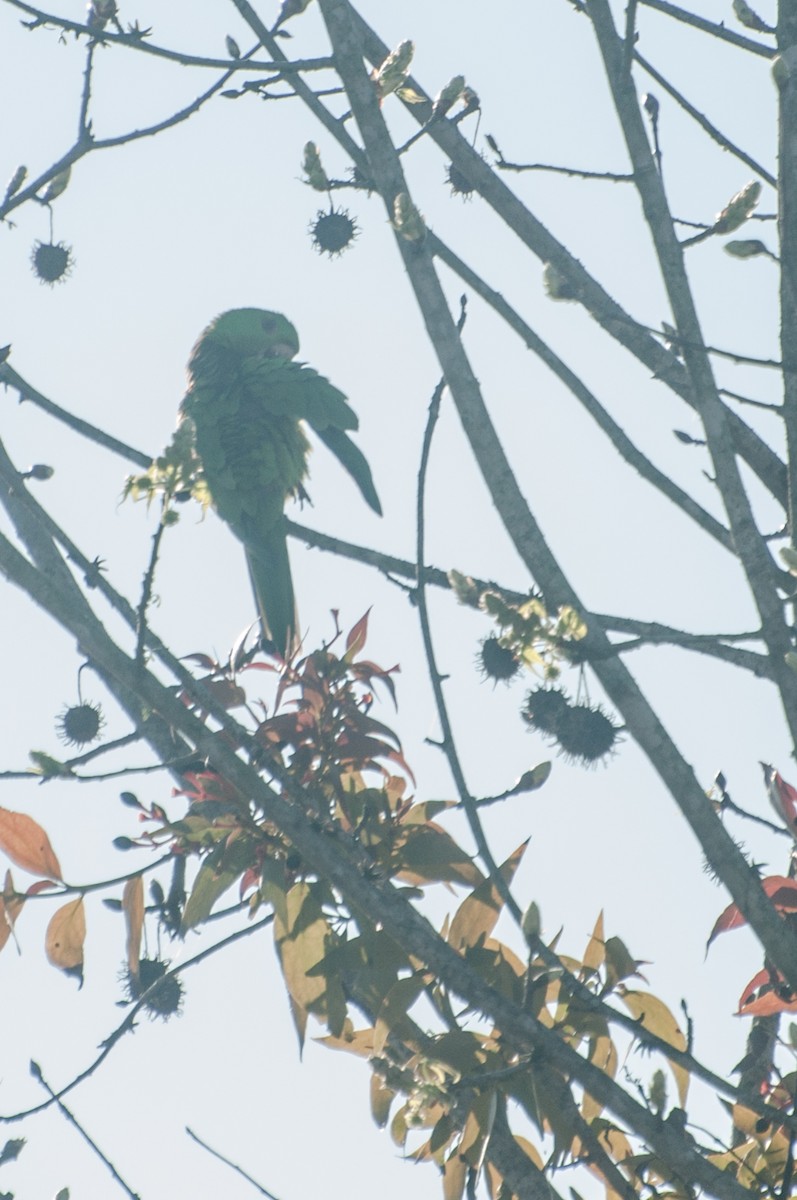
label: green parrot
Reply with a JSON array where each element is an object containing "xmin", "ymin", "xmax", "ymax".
[{"xmin": 181, "ymin": 308, "xmax": 381, "ymax": 659}]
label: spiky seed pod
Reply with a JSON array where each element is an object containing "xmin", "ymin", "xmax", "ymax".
[
  {"xmin": 522, "ymin": 687, "xmax": 570, "ymax": 737},
  {"xmin": 310, "ymin": 207, "xmax": 358, "ymax": 257},
  {"xmin": 123, "ymin": 957, "xmax": 183, "ymax": 1020},
  {"xmin": 31, "ymin": 240, "xmax": 74, "ymax": 286},
  {"xmin": 446, "ymin": 163, "xmax": 475, "ymax": 199},
  {"xmin": 477, "ymin": 635, "xmax": 520, "ymax": 684},
  {"xmin": 56, "ymin": 701, "xmax": 104, "ymax": 747},
  {"xmin": 554, "ymin": 702, "xmax": 619, "ymax": 766}
]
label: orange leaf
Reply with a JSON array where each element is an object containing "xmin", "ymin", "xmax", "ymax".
[
  {"xmin": 708, "ymin": 876, "xmax": 797, "ymax": 946},
  {"xmin": 738, "ymin": 967, "xmax": 797, "ymax": 1017},
  {"xmin": 45, "ymin": 897, "xmax": 85, "ymax": 984},
  {"xmin": 0, "ymin": 809, "xmax": 62, "ymax": 880},
  {"xmin": 122, "ymin": 876, "xmax": 144, "ymax": 976}
]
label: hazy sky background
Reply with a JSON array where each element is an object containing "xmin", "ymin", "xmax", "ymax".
[{"xmin": 0, "ymin": 1, "xmax": 786, "ymax": 1197}]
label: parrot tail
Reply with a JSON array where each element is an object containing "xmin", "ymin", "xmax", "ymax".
[{"xmin": 245, "ymin": 521, "xmax": 299, "ymax": 660}]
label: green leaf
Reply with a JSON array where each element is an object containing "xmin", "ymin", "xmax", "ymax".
[
  {"xmin": 373, "ymin": 973, "xmax": 427, "ymax": 1055},
  {"xmin": 395, "ymin": 824, "xmax": 483, "ymax": 888},
  {"xmin": 181, "ymin": 847, "xmax": 245, "ymax": 932}
]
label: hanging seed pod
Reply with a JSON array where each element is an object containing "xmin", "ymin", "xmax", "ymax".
[
  {"xmin": 522, "ymin": 687, "xmax": 570, "ymax": 737},
  {"xmin": 56, "ymin": 701, "xmax": 104, "ymax": 747},
  {"xmin": 554, "ymin": 702, "xmax": 619, "ymax": 766},
  {"xmin": 477, "ymin": 635, "xmax": 521, "ymax": 684},
  {"xmin": 31, "ymin": 240, "xmax": 74, "ymax": 286},
  {"xmin": 310, "ymin": 207, "xmax": 359, "ymax": 257}
]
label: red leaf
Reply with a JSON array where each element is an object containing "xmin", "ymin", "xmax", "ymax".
[
  {"xmin": 763, "ymin": 764, "xmax": 797, "ymax": 837},
  {"xmin": 350, "ymin": 660, "xmax": 400, "ymax": 707},
  {"xmin": 738, "ymin": 967, "xmax": 797, "ymax": 1017},
  {"xmin": 345, "ymin": 610, "xmax": 371, "ymax": 661},
  {"xmin": 708, "ymin": 876, "xmax": 797, "ymax": 946},
  {"xmin": 182, "ymin": 652, "xmax": 219, "ymax": 669},
  {"xmin": 175, "ymin": 771, "xmax": 240, "ymax": 805}
]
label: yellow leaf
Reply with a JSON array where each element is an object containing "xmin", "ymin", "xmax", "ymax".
[
  {"xmin": 370, "ymin": 1073, "xmax": 395, "ymax": 1128},
  {"xmin": 122, "ymin": 876, "xmax": 144, "ymax": 976},
  {"xmin": 582, "ymin": 1034, "xmax": 618, "ymax": 1121},
  {"xmin": 448, "ymin": 842, "xmax": 528, "ymax": 951},
  {"xmin": 459, "ymin": 1091, "xmax": 497, "ymax": 1170},
  {"xmin": 316, "ymin": 1022, "xmax": 375, "ymax": 1057},
  {"xmin": 442, "ymin": 1151, "xmax": 467, "ymax": 1200},
  {"xmin": 396, "ymin": 85, "xmax": 428, "ymax": 105},
  {"xmin": 274, "ymin": 882, "xmax": 346, "ymax": 1049},
  {"xmin": 619, "ymin": 988, "xmax": 689, "ymax": 1105},
  {"xmin": 582, "ymin": 911, "xmax": 605, "ymax": 974},
  {"xmin": 0, "ymin": 809, "xmax": 62, "ymax": 880},
  {"xmin": 45, "ymin": 897, "xmax": 85, "ymax": 982}
]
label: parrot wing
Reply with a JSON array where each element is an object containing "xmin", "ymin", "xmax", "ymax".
[
  {"xmin": 242, "ymin": 357, "xmax": 382, "ymax": 514},
  {"xmin": 312, "ymin": 425, "xmax": 382, "ymax": 515},
  {"xmin": 242, "ymin": 358, "xmax": 358, "ymax": 430}
]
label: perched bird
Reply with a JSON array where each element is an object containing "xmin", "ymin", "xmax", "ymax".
[{"xmin": 181, "ymin": 308, "xmax": 381, "ymax": 658}]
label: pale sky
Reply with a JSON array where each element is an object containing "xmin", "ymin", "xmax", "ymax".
[{"xmin": 0, "ymin": 1, "xmax": 785, "ymax": 1197}]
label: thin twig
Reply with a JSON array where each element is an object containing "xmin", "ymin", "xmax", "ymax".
[
  {"xmin": 331, "ymin": 0, "xmax": 797, "ymax": 1000},
  {"xmin": 4, "ymin": 0, "xmax": 331, "ymax": 72},
  {"xmin": 1, "ymin": 364, "xmax": 151, "ymax": 467},
  {"xmin": 414, "ymin": 300, "xmax": 522, "ymax": 925},
  {"xmin": 135, "ymin": 504, "xmax": 168, "ymax": 666},
  {"xmin": 638, "ymin": 0, "xmax": 775, "ymax": 57},
  {"xmin": 31, "ymin": 1062, "xmax": 141, "ymax": 1199},
  {"xmin": 345, "ymin": 5, "xmax": 787, "ymax": 507},
  {"xmin": 489, "ymin": 146, "xmax": 633, "ymax": 183},
  {"xmin": 186, "ymin": 1128, "xmax": 283, "ymax": 1200},
  {"xmin": 428, "ymin": 232, "xmax": 735, "ymax": 554},
  {"xmin": 2, "ymin": 915, "xmax": 274, "ymax": 1123},
  {"xmin": 634, "ymin": 49, "xmax": 776, "ymax": 188},
  {"xmin": 77, "ymin": 40, "xmax": 95, "ymax": 138},
  {"xmin": 623, "ymin": 0, "xmax": 638, "ymax": 71}
]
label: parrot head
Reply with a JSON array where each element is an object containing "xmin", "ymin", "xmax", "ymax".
[{"xmin": 203, "ymin": 309, "xmax": 300, "ymax": 361}]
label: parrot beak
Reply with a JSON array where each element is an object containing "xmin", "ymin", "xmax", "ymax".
[{"xmin": 265, "ymin": 341, "xmax": 298, "ymax": 361}]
